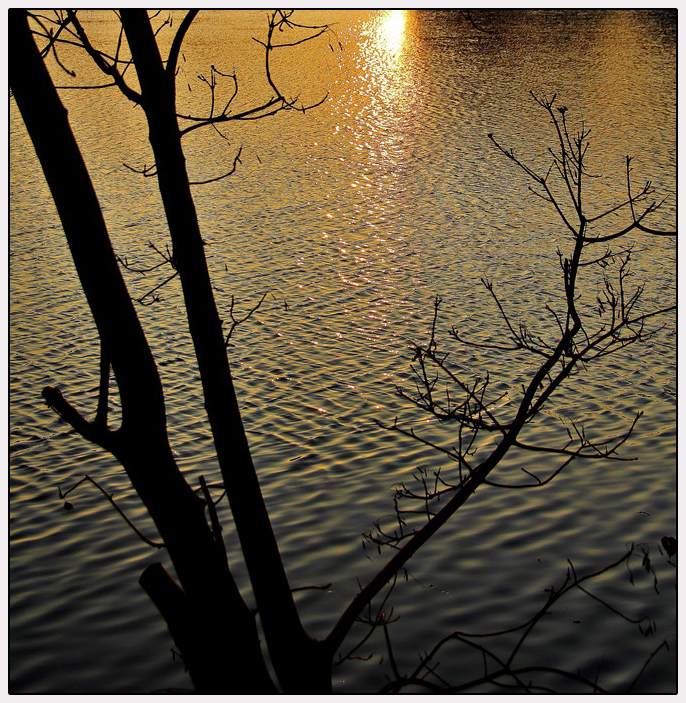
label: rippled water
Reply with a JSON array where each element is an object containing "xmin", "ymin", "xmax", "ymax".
[{"xmin": 10, "ymin": 10, "xmax": 676, "ymax": 693}]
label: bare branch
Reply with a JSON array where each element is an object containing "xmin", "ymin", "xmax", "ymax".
[
  {"xmin": 66, "ymin": 10, "xmax": 142, "ymax": 104},
  {"xmin": 327, "ymin": 96, "xmax": 675, "ymax": 657},
  {"xmin": 189, "ymin": 147, "xmax": 242, "ymax": 186},
  {"xmin": 224, "ymin": 290, "xmax": 268, "ymax": 346},
  {"xmin": 627, "ymin": 640, "xmax": 670, "ymax": 693},
  {"xmin": 59, "ymin": 474, "xmax": 164, "ymax": 548},
  {"xmin": 177, "ymin": 11, "xmax": 332, "ymax": 141},
  {"xmin": 291, "ymin": 582, "xmax": 333, "ymax": 593},
  {"xmin": 123, "ymin": 162, "xmax": 158, "ymax": 178}
]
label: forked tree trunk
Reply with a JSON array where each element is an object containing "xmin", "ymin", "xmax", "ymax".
[{"xmin": 9, "ymin": 10, "xmax": 275, "ymax": 693}]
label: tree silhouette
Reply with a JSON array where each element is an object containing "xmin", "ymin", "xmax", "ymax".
[{"xmin": 10, "ymin": 10, "xmax": 675, "ymax": 693}]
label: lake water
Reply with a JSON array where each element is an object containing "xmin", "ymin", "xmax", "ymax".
[{"xmin": 9, "ymin": 9, "xmax": 676, "ymax": 693}]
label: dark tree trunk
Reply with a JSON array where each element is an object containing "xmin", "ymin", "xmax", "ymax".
[
  {"xmin": 120, "ymin": 10, "xmax": 332, "ymax": 692},
  {"xmin": 9, "ymin": 10, "xmax": 275, "ymax": 693}
]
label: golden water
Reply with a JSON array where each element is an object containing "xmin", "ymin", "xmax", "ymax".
[{"xmin": 10, "ymin": 10, "xmax": 676, "ymax": 693}]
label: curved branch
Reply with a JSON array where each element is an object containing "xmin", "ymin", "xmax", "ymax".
[
  {"xmin": 55, "ymin": 82, "xmax": 117, "ymax": 90},
  {"xmin": 189, "ymin": 147, "xmax": 242, "ymax": 186},
  {"xmin": 167, "ymin": 10, "xmax": 198, "ymax": 78},
  {"xmin": 485, "ymin": 456, "xmax": 575, "ymax": 489},
  {"xmin": 635, "ymin": 221, "xmax": 676, "ymax": 236},
  {"xmin": 59, "ymin": 474, "xmax": 164, "ymax": 548}
]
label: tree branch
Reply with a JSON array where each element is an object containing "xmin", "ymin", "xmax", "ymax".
[
  {"xmin": 167, "ymin": 10, "xmax": 199, "ymax": 78},
  {"xmin": 59, "ymin": 474, "xmax": 164, "ymax": 548},
  {"xmin": 66, "ymin": 10, "xmax": 142, "ymax": 104}
]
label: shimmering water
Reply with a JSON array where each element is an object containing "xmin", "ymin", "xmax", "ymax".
[{"xmin": 10, "ymin": 9, "xmax": 676, "ymax": 693}]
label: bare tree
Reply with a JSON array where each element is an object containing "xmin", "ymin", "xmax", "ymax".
[
  {"xmin": 10, "ymin": 9, "xmax": 675, "ymax": 694},
  {"xmin": 363, "ymin": 93, "xmax": 675, "ymax": 562}
]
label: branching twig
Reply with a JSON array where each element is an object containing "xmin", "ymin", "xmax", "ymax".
[
  {"xmin": 224, "ymin": 291, "xmax": 268, "ymax": 346},
  {"xmin": 178, "ymin": 11, "xmax": 332, "ymax": 139}
]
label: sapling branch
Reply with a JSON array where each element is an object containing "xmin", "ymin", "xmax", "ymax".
[
  {"xmin": 177, "ymin": 11, "xmax": 331, "ymax": 139},
  {"xmin": 290, "ymin": 582, "xmax": 333, "ymax": 593},
  {"xmin": 485, "ymin": 455, "xmax": 575, "ymax": 489},
  {"xmin": 116, "ymin": 241, "xmax": 179, "ymax": 305},
  {"xmin": 123, "ymin": 162, "xmax": 158, "ymax": 178},
  {"xmin": 137, "ymin": 270, "xmax": 179, "ymax": 306},
  {"xmin": 116, "ymin": 241, "xmax": 173, "ymax": 274},
  {"xmin": 42, "ymin": 386, "xmax": 117, "ymax": 452},
  {"xmin": 29, "ymin": 11, "xmax": 75, "ymax": 74},
  {"xmin": 54, "ymin": 82, "xmax": 118, "ymax": 91},
  {"xmin": 66, "ymin": 10, "xmax": 141, "ymax": 104},
  {"xmin": 382, "ymin": 613, "xmax": 401, "ymax": 681},
  {"xmin": 627, "ymin": 640, "xmax": 670, "ymax": 693},
  {"xmin": 166, "ymin": 10, "xmax": 199, "ymax": 78}
]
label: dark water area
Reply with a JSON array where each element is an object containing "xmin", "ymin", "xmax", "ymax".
[{"xmin": 9, "ymin": 9, "xmax": 676, "ymax": 693}]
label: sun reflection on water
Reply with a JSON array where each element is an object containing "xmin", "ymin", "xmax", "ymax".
[
  {"xmin": 378, "ymin": 9, "xmax": 407, "ymax": 58},
  {"xmin": 336, "ymin": 9, "xmax": 417, "ymax": 174}
]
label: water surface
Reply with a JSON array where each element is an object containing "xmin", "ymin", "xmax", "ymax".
[{"xmin": 10, "ymin": 9, "xmax": 676, "ymax": 693}]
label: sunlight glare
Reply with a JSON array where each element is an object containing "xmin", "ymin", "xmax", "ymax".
[{"xmin": 379, "ymin": 10, "xmax": 407, "ymax": 57}]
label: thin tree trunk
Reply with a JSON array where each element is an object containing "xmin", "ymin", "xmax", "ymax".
[
  {"xmin": 10, "ymin": 10, "xmax": 275, "ymax": 692},
  {"xmin": 120, "ymin": 10, "xmax": 331, "ymax": 692}
]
